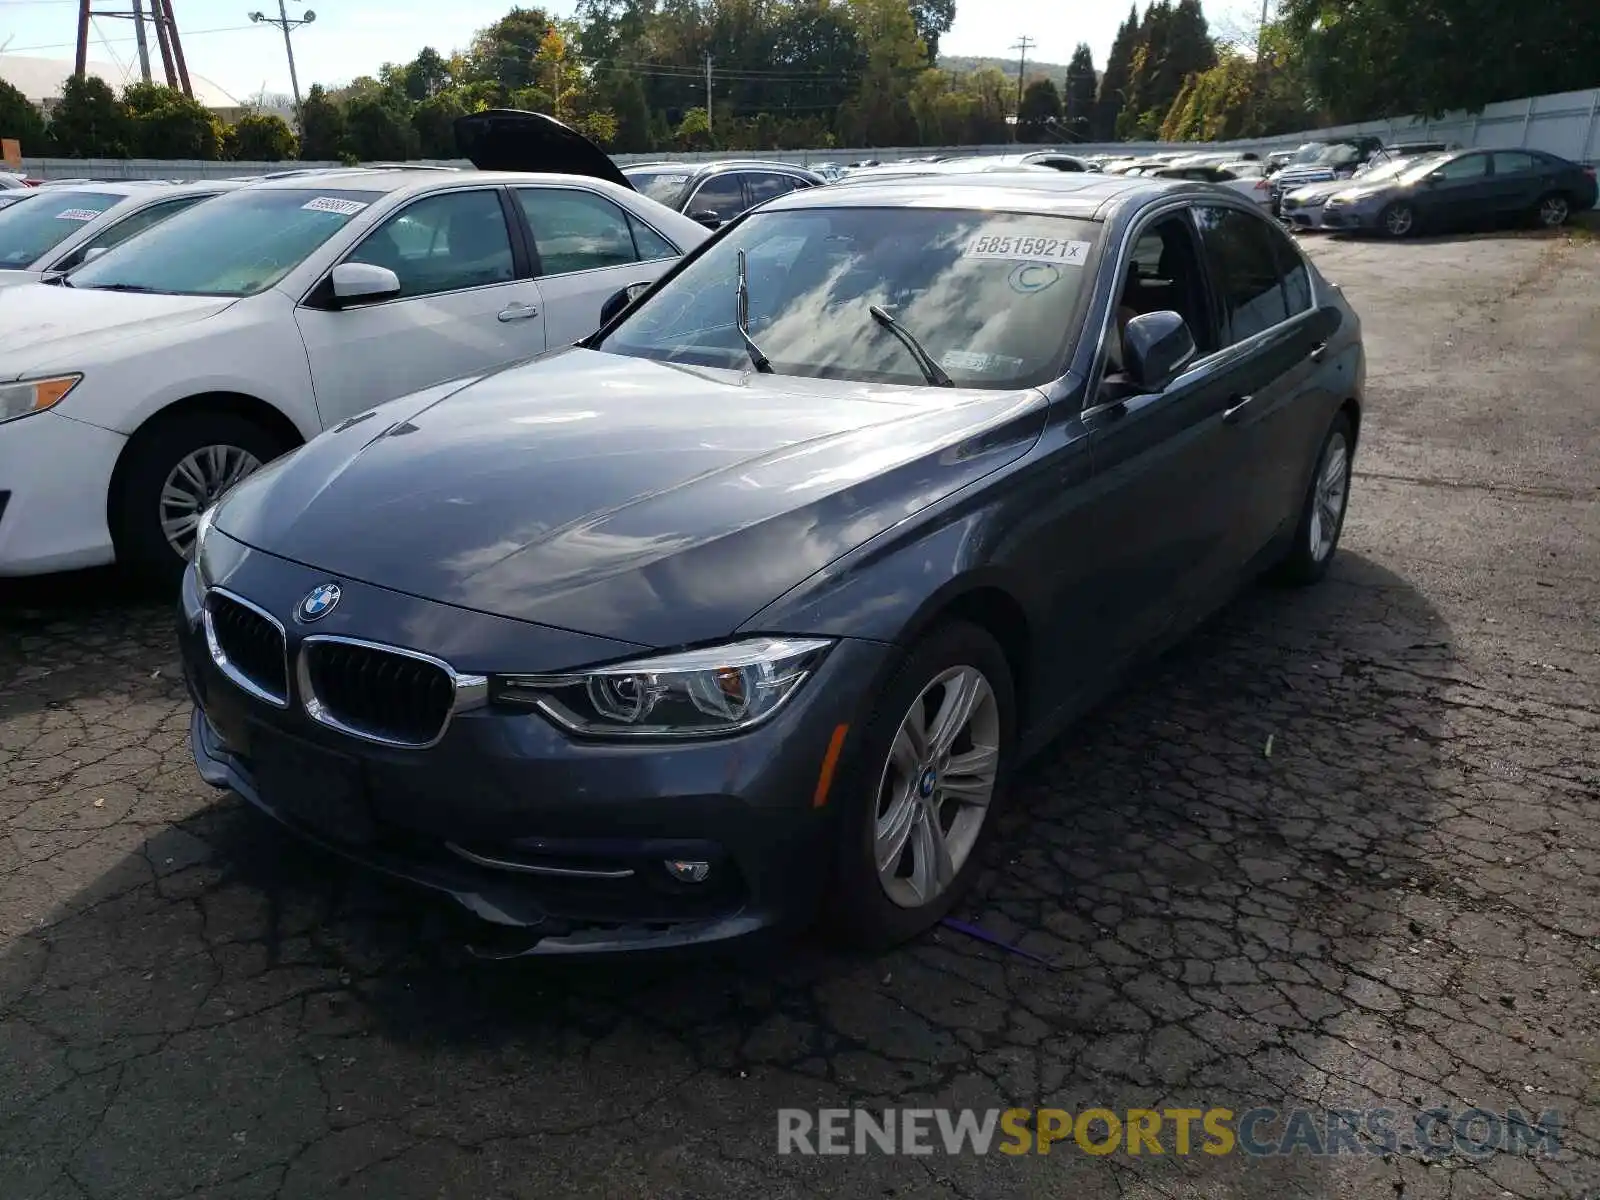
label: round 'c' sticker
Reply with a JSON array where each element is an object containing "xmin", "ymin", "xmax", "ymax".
[{"xmin": 1009, "ymin": 262, "xmax": 1060, "ymax": 293}]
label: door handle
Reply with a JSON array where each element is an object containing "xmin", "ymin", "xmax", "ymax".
[
  {"xmin": 1223, "ymin": 394, "xmax": 1253, "ymax": 424},
  {"xmin": 1308, "ymin": 341, "xmax": 1328, "ymax": 363},
  {"xmin": 497, "ymin": 304, "xmax": 539, "ymax": 322}
]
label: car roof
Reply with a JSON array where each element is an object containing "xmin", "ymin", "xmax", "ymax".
[
  {"xmin": 766, "ymin": 171, "xmax": 1214, "ymax": 221},
  {"xmin": 244, "ymin": 167, "xmax": 699, "ymax": 198}
]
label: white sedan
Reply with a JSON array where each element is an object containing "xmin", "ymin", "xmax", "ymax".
[
  {"xmin": 0, "ymin": 166, "xmax": 707, "ymax": 577},
  {"xmin": 0, "ymin": 180, "xmax": 239, "ymax": 287}
]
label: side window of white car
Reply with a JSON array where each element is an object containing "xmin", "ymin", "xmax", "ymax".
[
  {"xmin": 628, "ymin": 214, "xmax": 678, "ymax": 262},
  {"xmin": 58, "ymin": 195, "xmax": 209, "ymax": 269},
  {"xmin": 346, "ymin": 189, "xmax": 515, "ymax": 299},
  {"xmin": 517, "ymin": 188, "xmax": 641, "ymax": 277}
]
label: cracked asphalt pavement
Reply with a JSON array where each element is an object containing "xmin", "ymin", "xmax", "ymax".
[{"xmin": 3, "ymin": 229, "xmax": 1598, "ymax": 1200}]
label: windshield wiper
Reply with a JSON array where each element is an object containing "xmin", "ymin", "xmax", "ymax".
[
  {"xmin": 734, "ymin": 248, "xmax": 773, "ymax": 373},
  {"xmin": 868, "ymin": 305, "xmax": 954, "ymax": 387},
  {"xmin": 82, "ymin": 283, "xmax": 157, "ymax": 293}
]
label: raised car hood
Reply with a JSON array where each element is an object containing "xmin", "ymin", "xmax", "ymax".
[
  {"xmin": 453, "ymin": 109, "xmax": 633, "ymax": 190},
  {"xmin": 215, "ymin": 348, "xmax": 1048, "ymax": 648},
  {"xmin": 0, "ymin": 284, "xmax": 235, "ymax": 378}
]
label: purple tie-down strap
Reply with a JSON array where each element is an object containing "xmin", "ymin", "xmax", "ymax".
[{"xmin": 940, "ymin": 917, "xmax": 1058, "ymax": 967}]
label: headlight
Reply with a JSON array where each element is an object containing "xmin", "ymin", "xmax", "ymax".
[
  {"xmin": 494, "ymin": 637, "xmax": 833, "ymax": 739},
  {"xmin": 192, "ymin": 502, "xmax": 219, "ymax": 577},
  {"xmin": 0, "ymin": 374, "xmax": 81, "ymax": 425}
]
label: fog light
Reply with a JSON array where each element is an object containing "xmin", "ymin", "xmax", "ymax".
[{"xmin": 664, "ymin": 859, "xmax": 711, "ymax": 883}]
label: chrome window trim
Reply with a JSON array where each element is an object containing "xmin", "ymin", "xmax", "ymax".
[
  {"xmin": 296, "ymin": 633, "xmax": 487, "ymax": 750},
  {"xmin": 201, "ymin": 587, "xmax": 290, "ymax": 709},
  {"xmin": 1078, "ymin": 193, "xmax": 1324, "ymax": 414}
]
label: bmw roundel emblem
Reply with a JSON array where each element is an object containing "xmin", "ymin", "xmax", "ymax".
[{"xmin": 297, "ymin": 582, "xmax": 342, "ymax": 623}]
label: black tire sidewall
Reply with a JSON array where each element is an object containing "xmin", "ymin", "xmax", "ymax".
[
  {"xmin": 113, "ymin": 411, "xmax": 286, "ymax": 580},
  {"xmin": 1382, "ymin": 202, "xmax": 1415, "ymax": 238},
  {"xmin": 1535, "ymin": 192, "xmax": 1569, "ymax": 228},
  {"xmin": 824, "ymin": 620, "xmax": 1016, "ymax": 950}
]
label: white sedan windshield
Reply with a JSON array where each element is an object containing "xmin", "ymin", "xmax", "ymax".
[
  {"xmin": 67, "ymin": 188, "xmax": 383, "ymax": 296},
  {"xmin": 601, "ymin": 207, "xmax": 1103, "ymax": 390},
  {"xmin": 0, "ymin": 190, "xmax": 120, "ymax": 269}
]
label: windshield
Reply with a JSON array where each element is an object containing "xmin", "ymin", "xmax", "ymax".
[
  {"xmin": 599, "ymin": 207, "xmax": 1102, "ymax": 390},
  {"xmin": 1396, "ymin": 154, "xmax": 1462, "ymax": 184},
  {"xmin": 623, "ymin": 168, "xmax": 693, "ymax": 208},
  {"xmin": 1287, "ymin": 143, "xmax": 1327, "ymax": 164},
  {"xmin": 1315, "ymin": 144, "xmax": 1363, "ymax": 166},
  {"xmin": 0, "ymin": 190, "xmax": 120, "ymax": 269},
  {"xmin": 1360, "ymin": 153, "xmax": 1445, "ymax": 184},
  {"xmin": 67, "ymin": 187, "xmax": 383, "ymax": 296}
]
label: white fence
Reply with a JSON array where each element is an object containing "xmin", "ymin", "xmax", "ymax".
[{"xmin": 16, "ymin": 86, "xmax": 1600, "ymax": 180}]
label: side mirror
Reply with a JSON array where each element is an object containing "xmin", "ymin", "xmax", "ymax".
[
  {"xmin": 330, "ymin": 262, "xmax": 401, "ymax": 305},
  {"xmin": 690, "ymin": 210, "xmax": 724, "ymax": 230},
  {"xmin": 598, "ymin": 281, "xmax": 651, "ymax": 327},
  {"xmin": 1424, "ymin": 171, "xmax": 1446, "ymax": 185},
  {"xmin": 1123, "ymin": 311, "xmax": 1197, "ymax": 393}
]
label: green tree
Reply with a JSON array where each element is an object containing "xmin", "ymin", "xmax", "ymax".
[
  {"xmin": 674, "ymin": 105, "xmax": 712, "ymax": 149},
  {"xmin": 465, "ymin": 6, "xmax": 558, "ymax": 98},
  {"xmin": 0, "ymin": 79, "xmax": 48, "ymax": 155},
  {"xmin": 604, "ymin": 71, "xmax": 652, "ymax": 153},
  {"xmin": 226, "ymin": 112, "xmax": 297, "ymax": 160},
  {"xmin": 124, "ymin": 81, "xmax": 223, "ymax": 159},
  {"xmin": 1016, "ymin": 78, "xmax": 1062, "ymax": 142},
  {"xmin": 1062, "ymin": 43, "xmax": 1097, "ymax": 141},
  {"xmin": 298, "ymin": 84, "xmax": 346, "ymax": 160},
  {"xmin": 411, "ymin": 91, "xmax": 468, "ymax": 158},
  {"xmin": 48, "ymin": 75, "xmax": 131, "ymax": 158},
  {"xmin": 405, "ymin": 48, "xmax": 453, "ymax": 101},
  {"xmin": 908, "ymin": 0, "xmax": 955, "ymax": 61},
  {"xmin": 342, "ymin": 92, "xmax": 419, "ymax": 160},
  {"xmin": 1094, "ymin": 6, "xmax": 1138, "ymax": 140},
  {"xmin": 843, "ymin": 0, "xmax": 927, "ymax": 146}
]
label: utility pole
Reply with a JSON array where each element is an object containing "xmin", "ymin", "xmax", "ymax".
[
  {"xmin": 1010, "ymin": 35, "xmax": 1034, "ymax": 143},
  {"xmin": 704, "ymin": 53, "xmax": 713, "ymax": 142},
  {"xmin": 249, "ymin": 0, "xmax": 316, "ymax": 131},
  {"xmin": 130, "ymin": 0, "xmax": 152, "ymax": 82}
]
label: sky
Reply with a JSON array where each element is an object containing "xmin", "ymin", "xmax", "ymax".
[{"xmin": 0, "ymin": 0, "xmax": 1260, "ymax": 105}]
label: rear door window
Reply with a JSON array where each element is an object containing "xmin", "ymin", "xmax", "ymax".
[
  {"xmin": 685, "ymin": 173, "xmax": 747, "ymax": 222},
  {"xmin": 743, "ymin": 172, "xmax": 797, "ymax": 208},
  {"xmin": 1192, "ymin": 205, "xmax": 1290, "ymax": 343}
]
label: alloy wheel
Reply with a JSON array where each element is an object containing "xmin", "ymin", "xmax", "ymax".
[
  {"xmin": 1539, "ymin": 195, "xmax": 1569, "ymax": 227},
  {"xmin": 874, "ymin": 665, "xmax": 1000, "ymax": 909},
  {"xmin": 1309, "ymin": 432, "xmax": 1350, "ymax": 563},
  {"xmin": 160, "ymin": 444, "xmax": 262, "ymax": 559},
  {"xmin": 1384, "ymin": 205, "xmax": 1414, "ymax": 237}
]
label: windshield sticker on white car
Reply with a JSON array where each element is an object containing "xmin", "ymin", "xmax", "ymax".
[
  {"xmin": 54, "ymin": 209, "xmax": 102, "ymax": 222},
  {"xmin": 963, "ymin": 233, "xmax": 1092, "ymax": 266},
  {"xmin": 301, "ymin": 196, "xmax": 369, "ymax": 216}
]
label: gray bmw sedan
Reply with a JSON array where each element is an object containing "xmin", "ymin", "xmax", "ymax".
[{"xmin": 178, "ymin": 172, "xmax": 1365, "ymax": 955}]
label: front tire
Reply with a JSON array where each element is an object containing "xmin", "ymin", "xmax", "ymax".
[
  {"xmin": 1380, "ymin": 202, "xmax": 1416, "ymax": 238},
  {"xmin": 824, "ymin": 620, "xmax": 1015, "ymax": 951},
  {"xmin": 1272, "ymin": 411, "xmax": 1354, "ymax": 586},
  {"xmin": 112, "ymin": 410, "xmax": 288, "ymax": 584}
]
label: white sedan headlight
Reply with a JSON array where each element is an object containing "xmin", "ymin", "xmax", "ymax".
[
  {"xmin": 495, "ymin": 637, "xmax": 833, "ymax": 738},
  {"xmin": 0, "ymin": 374, "xmax": 81, "ymax": 424}
]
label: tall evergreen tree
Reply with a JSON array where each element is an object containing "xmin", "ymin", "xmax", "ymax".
[
  {"xmin": 1093, "ymin": 6, "xmax": 1139, "ymax": 140},
  {"xmin": 1063, "ymin": 43, "xmax": 1098, "ymax": 141},
  {"xmin": 1017, "ymin": 78, "xmax": 1062, "ymax": 142}
]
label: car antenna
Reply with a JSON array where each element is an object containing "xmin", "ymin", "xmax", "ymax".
[{"xmin": 735, "ymin": 248, "xmax": 773, "ymax": 373}]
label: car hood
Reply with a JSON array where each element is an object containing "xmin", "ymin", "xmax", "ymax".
[
  {"xmin": 0, "ymin": 284, "xmax": 236, "ymax": 378},
  {"xmin": 214, "ymin": 348, "xmax": 1049, "ymax": 647},
  {"xmin": 1284, "ymin": 180, "xmax": 1350, "ymax": 203},
  {"xmin": 1327, "ymin": 179, "xmax": 1405, "ymax": 203},
  {"xmin": 453, "ymin": 109, "xmax": 633, "ymax": 190}
]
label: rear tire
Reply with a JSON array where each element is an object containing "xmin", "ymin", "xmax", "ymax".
[
  {"xmin": 112, "ymin": 409, "xmax": 289, "ymax": 586},
  {"xmin": 1272, "ymin": 411, "xmax": 1354, "ymax": 587},
  {"xmin": 1534, "ymin": 191, "xmax": 1571, "ymax": 228},
  {"xmin": 823, "ymin": 620, "xmax": 1015, "ymax": 951}
]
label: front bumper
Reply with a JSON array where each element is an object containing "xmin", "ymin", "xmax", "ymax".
[
  {"xmin": 1317, "ymin": 203, "xmax": 1382, "ymax": 232},
  {"xmin": 1281, "ymin": 200, "xmax": 1328, "ymax": 229},
  {"xmin": 0, "ymin": 410, "xmax": 125, "ymax": 575},
  {"xmin": 178, "ymin": 551, "xmax": 892, "ymax": 956}
]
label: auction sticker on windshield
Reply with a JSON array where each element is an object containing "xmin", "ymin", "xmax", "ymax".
[
  {"xmin": 302, "ymin": 196, "xmax": 369, "ymax": 216},
  {"xmin": 55, "ymin": 209, "xmax": 102, "ymax": 222},
  {"xmin": 963, "ymin": 233, "xmax": 1091, "ymax": 266}
]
